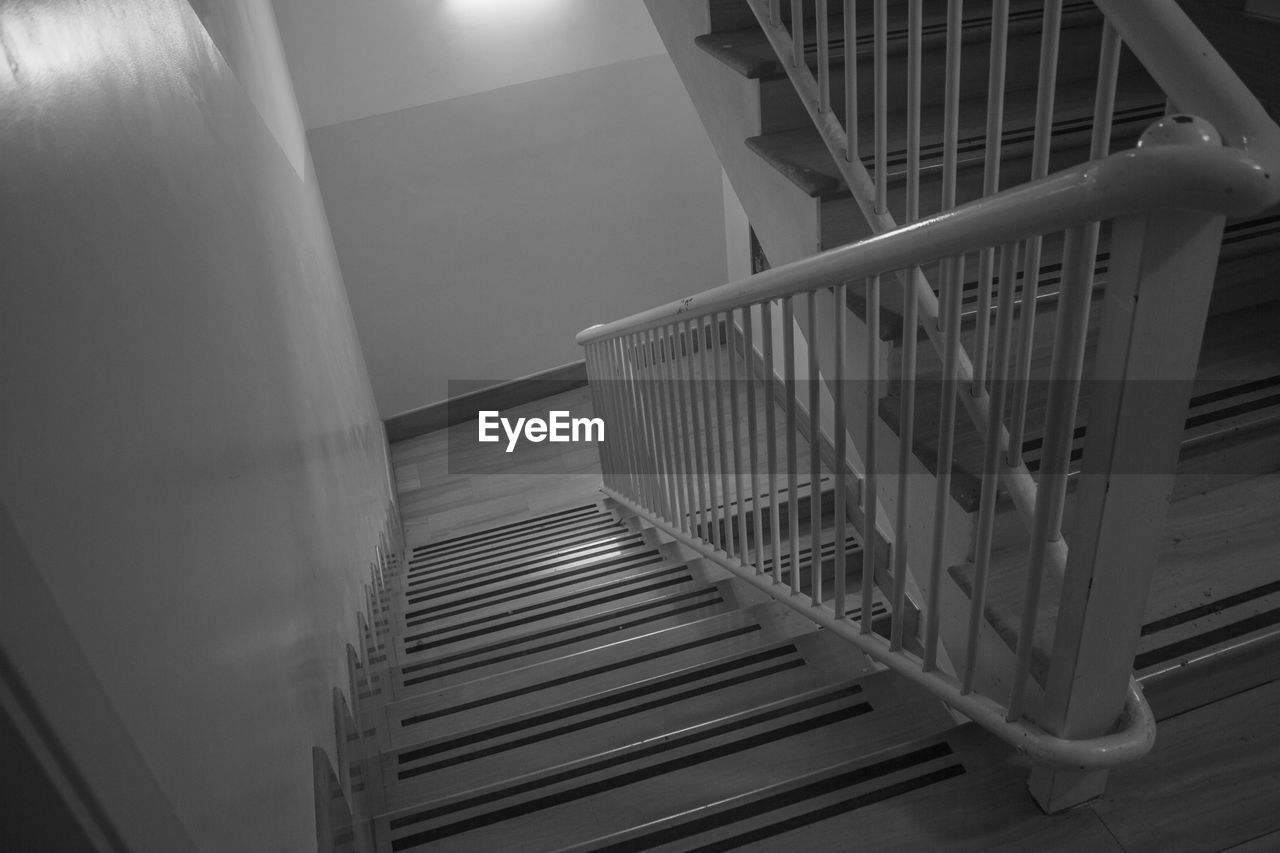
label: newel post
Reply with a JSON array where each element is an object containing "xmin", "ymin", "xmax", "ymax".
[{"xmin": 1029, "ymin": 116, "xmax": 1228, "ymax": 812}]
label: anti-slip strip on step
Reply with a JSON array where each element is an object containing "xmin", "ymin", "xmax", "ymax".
[
  {"xmin": 591, "ymin": 742, "xmax": 963, "ymax": 853},
  {"xmin": 1141, "ymin": 579, "xmax": 1280, "ymax": 637},
  {"xmin": 398, "ymin": 587, "xmax": 724, "ymax": 678},
  {"xmin": 386, "ymin": 685, "xmax": 870, "ymax": 846},
  {"xmin": 407, "ymin": 517, "xmax": 621, "ymax": 576},
  {"xmin": 407, "ymin": 529, "xmax": 641, "ymax": 590},
  {"xmin": 1135, "ymin": 581, "xmax": 1280, "ymax": 673},
  {"xmin": 400, "ymin": 574, "xmax": 695, "ymax": 651},
  {"xmin": 395, "ymin": 646, "xmax": 809, "ymax": 779},
  {"xmin": 410, "ymin": 504, "xmax": 601, "ymax": 557},
  {"xmin": 402, "ymin": 562, "xmax": 687, "ymax": 631},
  {"xmin": 397, "ymin": 623, "xmax": 764, "ymax": 729},
  {"xmin": 404, "ymin": 540, "xmax": 660, "ymax": 607},
  {"xmin": 399, "ymin": 592, "xmax": 729, "ymax": 688}
]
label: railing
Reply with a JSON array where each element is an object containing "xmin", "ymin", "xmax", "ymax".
[{"xmin": 579, "ymin": 0, "xmax": 1279, "ymax": 808}]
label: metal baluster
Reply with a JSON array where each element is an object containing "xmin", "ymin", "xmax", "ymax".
[
  {"xmin": 924, "ymin": 253, "xmax": 965, "ymax": 671},
  {"xmin": 963, "ymin": 242, "xmax": 1020, "ymax": 694},
  {"xmin": 807, "ymin": 293, "xmax": 823, "ymax": 606},
  {"xmin": 728, "ymin": 312, "xmax": 750, "ymax": 564},
  {"xmin": 844, "ymin": 0, "xmax": 858, "ymax": 162},
  {"xmin": 971, "ymin": 0, "xmax": 1011, "ymax": 394},
  {"xmin": 713, "ymin": 314, "xmax": 735, "ymax": 557},
  {"xmin": 762, "ymin": 301, "xmax": 784, "ymax": 585},
  {"xmin": 890, "ymin": 266, "xmax": 919, "ymax": 651},
  {"xmin": 684, "ymin": 320, "xmax": 711, "ymax": 546},
  {"xmin": 1007, "ymin": 0, "xmax": 1064, "ymax": 467},
  {"xmin": 639, "ymin": 331, "xmax": 671, "ymax": 523},
  {"xmin": 697, "ymin": 319, "xmax": 722, "ymax": 551},
  {"xmin": 744, "ymin": 307, "xmax": 766, "ymax": 575},
  {"xmin": 862, "ymin": 274, "xmax": 880, "ymax": 632},
  {"xmin": 818, "ymin": 0, "xmax": 830, "ymax": 113},
  {"xmin": 656, "ymin": 327, "xmax": 685, "ymax": 533},
  {"xmin": 906, "ymin": 0, "xmax": 922, "ymax": 223},
  {"xmin": 833, "ymin": 285, "xmax": 848, "ymax": 617},
  {"xmin": 940, "ymin": 0, "xmax": 963, "ymax": 229},
  {"xmin": 620, "ymin": 336, "xmax": 647, "ymax": 508},
  {"xmin": 670, "ymin": 324, "xmax": 699, "ymax": 537},
  {"xmin": 784, "ymin": 297, "xmax": 801, "ymax": 595},
  {"xmin": 874, "ymin": 0, "xmax": 888, "ymax": 214},
  {"xmin": 792, "ymin": 0, "xmax": 803, "ymax": 68}
]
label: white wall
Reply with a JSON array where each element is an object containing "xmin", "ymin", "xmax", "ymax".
[
  {"xmin": 272, "ymin": 0, "xmax": 669, "ymax": 130},
  {"xmin": 273, "ymin": 0, "xmax": 730, "ymax": 416},
  {"xmin": 0, "ymin": 0, "xmax": 394, "ymax": 849}
]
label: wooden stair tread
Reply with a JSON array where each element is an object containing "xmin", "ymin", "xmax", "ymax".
[
  {"xmin": 694, "ymin": 0, "xmax": 1092, "ymax": 83},
  {"xmin": 375, "ymin": 670, "xmax": 954, "ymax": 853},
  {"xmin": 948, "ymin": 471, "xmax": 1280, "ymax": 687},
  {"xmin": 382, "ymin": 606, "xmax": 811, "ymax": 749},
  {"xmin": 749, "ymin": 80, "xmax": 1163, "ymax": 200},
  {"xmin": 380, "ymin": 636, "xmax": 855, "ymax": 810}
]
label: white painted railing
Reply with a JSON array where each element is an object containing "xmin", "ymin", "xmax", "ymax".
[{"xmin": 579, "ymin": 0, "xmax": 1279, "ymax": 807}]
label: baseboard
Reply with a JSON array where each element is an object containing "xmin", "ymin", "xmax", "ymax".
[{"xmin": 384, "ymin": 361, "xmax": 589, "ymax": 443}]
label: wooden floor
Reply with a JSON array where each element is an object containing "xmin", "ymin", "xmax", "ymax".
[
  {"xmin": 392, "ymin": 386, "xmax": 606, "ymax": 549},
  {"xmin": 387, "ymin": 398, "xmax": 1280, "ymax": 852}
]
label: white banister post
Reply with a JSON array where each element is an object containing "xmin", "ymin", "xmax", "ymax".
[{"xmin": 1029, "ymin": 116, "xmax": 1227, "ymax": 812}]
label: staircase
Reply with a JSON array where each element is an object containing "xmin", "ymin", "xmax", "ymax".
[{"xmin": 323, "ymin": 1, "xmax": 1280, "ymax": 848}]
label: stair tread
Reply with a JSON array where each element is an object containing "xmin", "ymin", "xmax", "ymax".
[
  {"xmin": 380, "ymin": 639, "xmax": 869, "ymax": 810},
  {"xmin": 375, "ymin": 670, "xmax": 954, "ymax": 853},
  {"xmin": 750, "ymin": 79, "xmax": 1163, "ymax": 200},
  {"xmin": 694, "ymin": 0, "xmax": 1090, "ymax": 82},
  {"xmin": 383, "ymin": 607, "xmax": 809, "ymax": 749},
  {"xmin": 949, "ymin": 471, "xmax": 1280, "ymax": 687}
]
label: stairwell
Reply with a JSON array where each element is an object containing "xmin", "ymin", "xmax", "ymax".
[{"xmin": 328, "ymin": 1, "xmax": 1280, "ymax": 849}]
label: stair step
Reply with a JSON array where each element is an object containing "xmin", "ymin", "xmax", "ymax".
[
  {"xmin": 406, "ymin": 510, "xmax": 617, "ymax": 577},
  {"xmin": 400, "ymin": 553, "xmax": 691, "ymax": 634},
  {"xmin": 374, "ymin": 671, "xmax": 953, "ymax": 852},
  {"xmin": 380, "ymin": 633, "xmax": 869, "ymax": 810},
  {"xmin": 948, "ymin": 471, "xmax": 1280, "ymax": 695},
  {"xmin": 401, "ymin": 537, "xmax": 662, "ymax": 618},
  {"xmin": 383, "ymin": 606, "xmax": 807, "ymax": 749},
  {"xmin": 391, "ymin": 582, "xmax": 741, "ymax": 696},
  {"xmin": 408, "ymin": 502, "xmax": 604, "ymax": 563},
  {"xmin": 397, "ymin": 572, "xmax": 708, "ymax": 660},
  {"xmin": 561, "ymin": 734, "xmax": 963, "ymax": 852}
]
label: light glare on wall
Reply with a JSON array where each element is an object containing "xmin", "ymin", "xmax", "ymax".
[{"xmin": 444, "ymin": 0, "xmax": 565, "ymax": 22}]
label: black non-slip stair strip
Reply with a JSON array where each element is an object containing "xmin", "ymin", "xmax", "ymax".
[
  {"xmin": 404, "ymin": 546, "xmax": 663, "ymax": 615},
  {"xmin": 397, "ymin": 622, "xmax": 765, "ymax": 729},
  {"xmin": 402, "ymin": 560, "xmax": 686, "ymax": 631},
  {"xmin": 399, "ymin": 590, "xmax": 729, "ymax": 688},
  {"xmin": 1018, "ymin": 374, "xmax": 1280, "ymax": 473},
  {"xmin": 394, "ymin": 645, "xmax": 809, "ymax": 779},
  {"xmin": 1135, "ymin": 581, "xmax": 1280, "ymax": 673},
  {"xmin": 407, "ymin": 516, "xmax": 621, "ymax": 576},
  {"xmin": 588, "ymin": 741, "xmax": 962, "ymax": 853},
  {"xmin": 405, "ymin": 538, "xmax": 655, "ymax": 607},
  {"xmin": 386, "ymin": 684, "xmax": 871, "ymax": 847},
  {"xmin": 394, "ymin": 581, "xmax": 727, "ymax": 676},
  {"xmin": 400, "ymin": 573, "xmax": 696, "ymax": 652},
  {"xmin": 409, "ymin": 503, "xmax": 601, "ymax": 558},
  {"xmin": 406, "ymin": 528, "xmax": 643, "ymax": 591}
]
